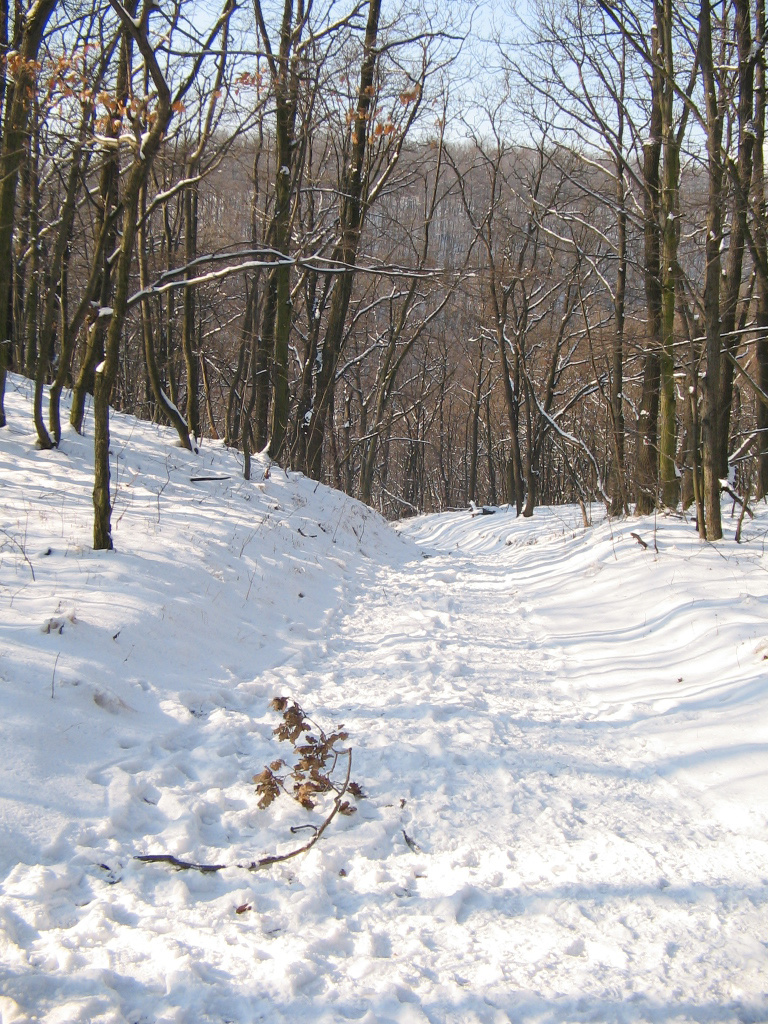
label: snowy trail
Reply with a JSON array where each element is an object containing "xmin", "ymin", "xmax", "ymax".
[
  {"xmin": 1, "ymin": 378, "xmax": 767, "ymax": 1023},
  {"xmin": 267, "ymin": 521, "xmax": 767, "ymax": 1024}
]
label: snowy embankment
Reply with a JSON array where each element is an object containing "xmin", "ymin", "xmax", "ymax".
[{"xmin": 0, "ymin": 372, "xmax": 767, "ymax": 1024}]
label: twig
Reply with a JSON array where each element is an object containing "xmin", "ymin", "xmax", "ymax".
[
  {"xmin": 135, "ymin": 853, "xmax": 226, "ymax": 872},
  {"xmin": 135, "ymin": 749, "xmax": 354, "ymax": 875},
  {"xmin": 157, "ymin": 462, "xmax": 172, "ymax": 522},
  {"xmin": 0, "ymin": 529, "xmax": 36, "ymax": 581},
  {"xmin": 653, "ymin": 503, "xmax": 659, "ymax": 554},
  {"xmin": 402, "ymin": 829, "xmax": 420, "ymax": 852},
  {"xmin": 247, "ymin": 749, "xmax": 353, "ymax": 870},
  {"xmin": 51, "ymin": 652, "xmax": 60, "ymax": 699}
]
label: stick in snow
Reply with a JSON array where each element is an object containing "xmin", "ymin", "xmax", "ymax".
[{"xmin": 135, "ymin": 750, "xmax": 353, "ymax": 874}]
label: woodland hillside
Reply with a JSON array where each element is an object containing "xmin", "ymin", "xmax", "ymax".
[{"xmin": 0, "ymin": 0, "xmax": 767, "ymax": 542}]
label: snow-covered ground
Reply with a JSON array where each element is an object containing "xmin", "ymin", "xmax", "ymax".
[{"xmin": 1, "ymin": 372, "xmax": 767, "ymax": 1024}]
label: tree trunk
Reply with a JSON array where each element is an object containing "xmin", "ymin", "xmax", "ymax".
[
  {"xmin": 70, "ymin": 1, "xmax": 138, "ymax": 434},
  {"xmin": 254, "ymin": 0, "xmax": 304, "ymax": 461},
  {"xmin": 498, "ymin": 333, "xmax": 524, "ymax": 513},
  {"xmin": 305, "ymin": 0, "xmax": 382, "ymax": 479},
  {"xmin": 0, "ymin": 0, "xmax": 58, "ymax": 427},
  {"xmin": 35, "ymin": 101, "xmax": 97, "ymax": 446},
  {"xmin": 658, "ymin": 0, "xmax": 681, "ymax": 509},
  {"xmin": 754, "ymin": 0, "xmax": 768, "ymax": 498},
  {"xmin": 522, "ymin": 371, "xmax": 536, "ymax": 517},
  {"xmin": 93, "ymin": 182, "xmax": 144, "ymax": 549},
  {"xmin": 181, "ymin": 174, "xmax": 200, "ymax": 438},
  {"xmin": 717, "ymin": 0, "xmax": 755, "ymax": 478},
  {"xmin": 485, "ymin": 390, "xmax": 497, "ymax": 505},
  {"xmin": 699, "ymin": 0, "xmax": 724, "ymax": 539},
  {"xmin": 137, "ymin": 185, "xmax": 192, "ymax": 450},
  {"xmin": 636, "ymin": 7, "xmax": 663, "ymax": 514},
  {"xmin": 610, "ymin": 150, "xmax": 628, "ymax": 515},
  {"xmin": 22, "ymin": 107, "xmax": 39, "ymax": 381},
  {"xmin": 468, "ymin": 341, "xmax": 483, "ymax": 505},
  {"xmin": 93, "ymin": 0, "xmax": 185, "ymax": 548}
]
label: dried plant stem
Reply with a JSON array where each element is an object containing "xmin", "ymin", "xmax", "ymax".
[
  {"xmin": 1, "ymin": 528, "xmax": 35, "ymax": 581},
  {"xmin": 250, "ymin": 749, "xmax": 352, "ymax": 870},
  {"xmin": 51, "ymin": 652, "xmax": 60, "ymax": 699}
]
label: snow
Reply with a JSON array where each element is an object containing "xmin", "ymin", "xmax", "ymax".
[{"xmin": 1, "ymin": 372, "xmax": 767, "ymax": 1023}]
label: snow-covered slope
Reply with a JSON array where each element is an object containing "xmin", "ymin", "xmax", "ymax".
[
  {"xmin": 402, "ymin": 504, "xmax": 768, "ymax": 829},
  {"xmin": 1, "ymin": 374, "xmax": 767, "ymax": 1023}
]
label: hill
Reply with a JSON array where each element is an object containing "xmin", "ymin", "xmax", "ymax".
[{"xmin": 1, "ymin": 374, "xmax": 767, "ymax": 1023}]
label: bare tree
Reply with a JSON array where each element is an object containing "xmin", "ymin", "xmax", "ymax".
[{"xmin": 92, "ymin": 0, "xmax": 234, "ymax": 549}]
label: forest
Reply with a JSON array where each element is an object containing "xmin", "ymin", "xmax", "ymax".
[
  {"xmin": 2, "ymin": 2, "xmax": 768, "ymax": 1015},
  {"xmin": 1, "ymin": 0, "xmax": 766, "ymax": 542}
]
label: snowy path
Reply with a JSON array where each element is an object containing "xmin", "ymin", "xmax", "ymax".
[
  {"xmin": 266, "ymin": 520, "xmax": 767, "ymax": 1024},
  {"xmin": 2, "ymin": 514, "xmax": 767, "ymax": 1024},
  {"xmin": 1, "ymin": 379, "xmax": 767, "ymax": 1024}
]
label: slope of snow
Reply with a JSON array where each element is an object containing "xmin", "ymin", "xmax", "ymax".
[{"xmin": 1, "ymin": 373, "xmax": 767, "ymax": 1024}]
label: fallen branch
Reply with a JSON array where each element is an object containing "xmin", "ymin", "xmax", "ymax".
[
  {"xmin": 721, "ymin": 481, "xmax": 754, "ymax": 519},
  {"xmin": 134, "ymin": 750, "xmax": 353, "ymax": 875},
  {"xmin": 135, "ymin": 853, "xmax": 226, "ymax": 872},
  {"xmin": 248, "ymin": 750, "xmax": 353, "ymax": 870},
  {"xmin": 51, "ymin": 651, "xmax": 60, "ymax": 699},
  {"xmin": 469, "ymin": 502, "xmax": 496, "ymax": 517},
  {"xmin": 402, "ymin": 828, "xmax": 420, "ymax": 852}
]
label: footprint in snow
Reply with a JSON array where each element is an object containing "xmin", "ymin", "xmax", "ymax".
[{"xmin": 564, "ymin": 937, "xmax": 586, "ymax": 957}]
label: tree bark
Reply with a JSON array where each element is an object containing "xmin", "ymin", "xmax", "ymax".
[
  {"xmin": 304, "ymin": 0, "xmax": 382, "ymax": 478},
  {"xmin": 636, "ymin": 7, "xmax": 663, "ymax": 514},
  {"xmin": 0, "ymin": 0, "xmax": 58, "ymax": 427},
  {"xmin": 699, "ymin": 0, "xmax": 724, "ymax": 539},
  {"xmin": 70, "ymin": 1, "xmax": 138, "ymax": 434},
  {"xmin": 753, "ymin": 0, "xmax": 768, "ymax": 498},
  {"xmin": 658, "ymin": 0, "xmax": 681, "ymax": 509},
  {"xmin": 717, "ymin": 0, "xmax": 754, "ymax": 477}
]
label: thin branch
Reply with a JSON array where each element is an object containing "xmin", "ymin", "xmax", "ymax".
[{"xmin": 134, "ymin": 750, "xmax": 353, "ymax": 874}]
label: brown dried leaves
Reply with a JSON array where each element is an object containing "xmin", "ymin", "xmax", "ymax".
[{"xmin": 254, "ymin": 699, "xmax": 363, "ymax": 814}]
